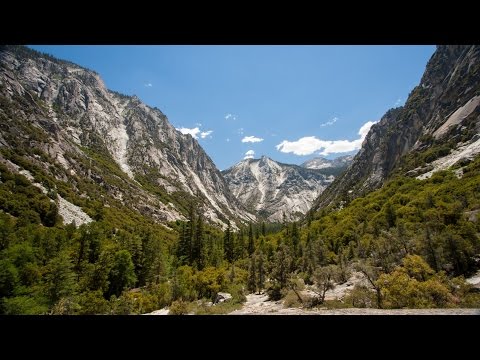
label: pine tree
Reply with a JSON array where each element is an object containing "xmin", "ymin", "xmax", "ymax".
[
  {"xmin": 258, "ymin": 236, "xmax": 265, "ymax": 254},
  {"xmin": 224, "ymin": 221, "xmax": 234, "ymax": 263},
  {"xmin": 247, "ymin": 255, "xmax": 256, "ymax": 293},
  {"xmin": 396, "ymin": 222, "xmax": 409, "ymax": 255},
  {"xmin": 424, "ymin": 226, "xmax": 439, "ymax": 272},
  {"xmin": 229, "ymin": 263, "xmax": 236, "ymax": 283},
  {"xmin": 107, "ymin": 250, "xmax": 137, "ymax": 298},
  {"xmin": 205, "ymin": 234, "xmax": 215, "ymax": 267},
  {"xmin": 211, "ymin": 236, "xmax": 224, "ymax": 267},
  {"xmin": 271, "ymin": 243, "xmax": 291, "ymax": 289},
  {"xmin": 304, "ymin": 240, "xmax": 315, "ymax": 285},
  {"xmin": 200, "ymin": 229, "xmax": 209, "ymax": 269},
  {"xmin": 291, "ymin": 221, "xmax": 299, "ymax": 257},
  {"xmin": 385, "ymin": 202, "xmax": 396, "ymax": 228},
  {"xmin": 193, "ymin": 213, "xmax": 204, "ymax": 269},
  {"xmin": 248, "ymin": 223, "xmax": 255, "ymax": 256},
  {"xmin": 44, "ymin": 251, "xmax": 76, "ymax": 304},
  {"xmin": 261, "ymin": 222, "xmax": 266, "ymax": 237},
  {"xmin": 185, "ymin": 203, "xmax": 196, "ymax": 265},
  {"xmin": 234, "ymin": 229, "xmax": 245, "ymax": 260},
  {"xmin": 307, "ymin": 210, "xmax": 313, "ymax": 227},
  {"xmin": 177, "ymin": 222, "xmax": 191, "ymax": 266},
  {"xmin": 256, "ymin": 251, "xmax": 265, "ymax": 294}
]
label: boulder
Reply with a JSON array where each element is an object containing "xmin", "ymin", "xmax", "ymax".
[{"xmin": 214, "ymin": 292, "xmax": 232, "ymax": 304}]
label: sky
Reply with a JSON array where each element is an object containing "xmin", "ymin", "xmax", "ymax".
[{"xmin": 29, "ymin": 45, "xmax": 436, "ymax": 170}]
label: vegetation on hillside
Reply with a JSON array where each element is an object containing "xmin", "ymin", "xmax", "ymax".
[
  {"xmin": 1, "ymin": 153, "xmax": 480, "ymax": 313},
  {"xmin": 1, "ymin": 44, "xmax": 479, "ymax": 314}
]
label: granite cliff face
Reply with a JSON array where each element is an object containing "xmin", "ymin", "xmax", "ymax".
[
  {"xmin": 0, "ymin": 45, "xmax": 254, "ymax": 227},
  {"xmin": 223, "ymin": 156, "xmax": 349, "ymax": 221},
  {"xmin": 313, "ymin": 45, "xmax": 480, "ymax": 210},
  {"xmin": 301, "ymin": 155, "xmax": 353, "ymax": 170}
]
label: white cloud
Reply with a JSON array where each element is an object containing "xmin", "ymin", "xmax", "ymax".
[
  {"xmin": 358, "ymin": 121, "xmax": 376, "ymax": 138},
  {"xmin": 394, "ymin": 98, "xmax": 403, "ymax": 107},
  {"xmin": 320, "ymin": 117, "xmax": 339, "ymax": 127},
  {"xmin": 144, "ymin": 82, "xmax": 153, "ymax": 87},
  {"xmin": 276, "ymin": 120, "xmax": 377, "ymax": 156},
  {"xmin": 177, "ymin": 126, "xmax": 213, "ymax": 140},
  {"xmin": 225, "ymin": 113, "xmax": 237, "ymax": 121},
  {"xmin": 200, "ymin": 130, "xmax": 213, "ymax": 139},
  {"xmin": 276, "ymin": 137, "xmax": 326, "ymax": 156},
  {"xmin": 242, "ymin": 136, "xmax": 264, "ymax": 143},
  {"xmin": 244, "ymin": 150, "xmax": 255, "ymax": 159},
  {"xmin": 177, "ymin": 127, "xmax": 201, "ymax": 138}
]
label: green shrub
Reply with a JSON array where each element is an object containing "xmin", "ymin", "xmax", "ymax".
[
  {"xmin": 2, "ymin": 295, "xmax": 48, "ymax": 314},
  {"xmin": 168, "ymin": 300, "xmax": 190, "ymax": 315},
  {"xmin": 266, "ymin": 283, "xmax": 282, "ymax": 301},
  {"xmin": 283, "ymin": 290, "xmax": 303, "ymax": 308},
  {"xmin": 346, "ymin": 284, "xmax": 377, "ymax": 308}
]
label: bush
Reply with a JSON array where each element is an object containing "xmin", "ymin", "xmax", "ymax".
[
  {"xmin": 266, "ymin": 283, "xmax": 282, "ymax": 301},
  {"xmin": 376, "ymin": 255, "xmax": 457, "ymax": 308},
  {"xmin": 75, "ymin": 290, "xmax": 111, "ymax": 315},
  {"xmin": 283, "ymin": 290, "xmax": 303, "ymax": 308},
  {"xmin": 169, "ymin": 300, "xmax": 190, "ymax": 315},
  {"xmin": 0, "ymin": 260, "xmax": 19, "ymax": 297},
  {"xmin": 346, "ymin": 284, "xmax": 376, "ymax": 308},
  {"xmin": 2, "ymin": 295, "xmax": 48, "ymax": 314},
  {"xmin": 50, "ymin": 297, "xmax": 82, "ymax": 315},
  {"xmin": 227, "ymin": 283, "xmax": 247, "ymax": 304},
  {"xmin": 459, "ymin": 292, "xmax": 480, "ymax": 308},
  {"xmin": 196, "ymin": 266, "xmax": 226, "ymax": 301},
  {"xmin": 150, "ymin": 282, "xmax": 172, "ymax": 309},
  {"xmin": 303, "ymin": 295, "xmax": 322, "ymax": 309}
]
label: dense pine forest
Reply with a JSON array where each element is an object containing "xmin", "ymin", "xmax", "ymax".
[{"xmin": 1, "ymin": 155, "xmax": 479, "ymax": 314}]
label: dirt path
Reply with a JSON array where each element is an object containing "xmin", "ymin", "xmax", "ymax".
[{"xmin": 229, "ymin": 293, "xmax": 480, "ymax": 315}]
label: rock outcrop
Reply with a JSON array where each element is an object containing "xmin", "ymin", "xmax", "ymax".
[{"xmin": 313, "ymin": 45, "xmax": 480, "ymax": 210}]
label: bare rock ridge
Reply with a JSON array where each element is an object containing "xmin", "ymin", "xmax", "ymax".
[
  {"xmin": 313, "ymin": 45, "xmax": 480, "ymax": 210},
  {"xmin": 301, "ymin": 155, "xmax": 354, "ymax": 170},
  {"xmin": 222, "ymin": 155, "xmax": 351, "ymax": 221},
  {"xmin": 0, "ymin": 45, "xmax": 255, "ymax": 227}
]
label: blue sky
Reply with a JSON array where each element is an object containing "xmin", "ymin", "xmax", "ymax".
[{"xmin": 29, "ymin": 45, "xmax": 435, "ymax": 170}]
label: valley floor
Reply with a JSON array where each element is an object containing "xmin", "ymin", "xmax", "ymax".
[
  {"xmin": 228, "ymin": 293, "xmax": 480, "ymax": 315},
  {"xmin": 144, "ymin": 270, "xmax": 480, "ymax": 315}
]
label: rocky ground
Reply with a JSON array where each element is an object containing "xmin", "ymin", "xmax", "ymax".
[
  {"xmin": 145, "ymin": 308, "xmax": 169, "ymax": 315},
  {"xmin": 228, "ymin": 293, "xmax": 480, "ymax": 315},
  {"xmin": 145, "ymin": 270, "xmax": 480, "ymax": 315},
  {"xmin": 466, "ymin": 269, "xmax": 480, "ymax": 288}
]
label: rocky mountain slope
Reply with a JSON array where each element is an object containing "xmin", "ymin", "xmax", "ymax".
[
  {"xmin": 313, "ymin": 45, "xmax": 480, "ymax": 210},
  {"xmin": 222, "ymin": 156, "xmax": 348, "ymax": 221},
  {"xmin": 0, "ymin": 45, "xmax": 254, "ymax": 228},
  {"xmin": 301, "ymin": 155, "xmax": 353, "ymax": 170}
]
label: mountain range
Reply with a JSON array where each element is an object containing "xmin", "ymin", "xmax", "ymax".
[
  {"xmin": 1, "ymin": 45, "xmax": 479, "ymax": 226},
  {"xmin": 0, "ymin": 45, "xmax": 254, "ymax": 229},
  {"xmin": 222, "ymin": 155, "xmax": 351, "ymax": 221},
  {"xmin": 1, "ymin": 44, "xmax": 480, "ymax": 315},
  {"xmin": 0, "ymin": 45, "xmax": 356, "ymax": 226}
]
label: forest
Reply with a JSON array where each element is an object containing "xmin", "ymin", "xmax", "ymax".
[{"xmin": 1, "ymin": 149, "xmax": 480, "ymax": 314}]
